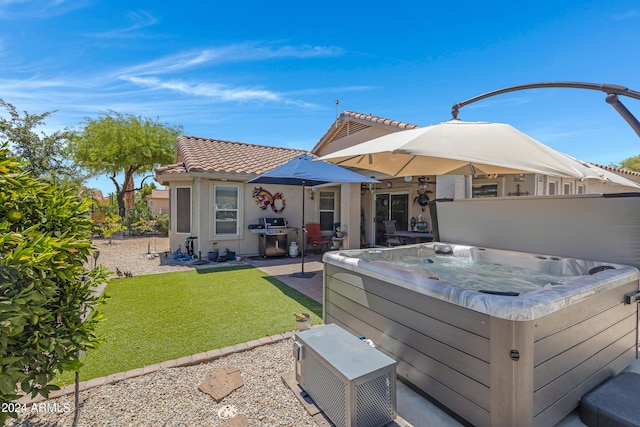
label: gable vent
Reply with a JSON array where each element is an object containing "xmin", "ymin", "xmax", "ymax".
[
  {"xmin": 348, "ymin": 122, "xmax": 370, "ymax": 134},
  {"xmin": 333, "ymin": 122, "xmax": 372, "ymax": 141}
]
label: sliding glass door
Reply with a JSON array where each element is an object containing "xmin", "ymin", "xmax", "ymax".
[{"xmin": 374, "ymin": 193, "xmax": 408, "ymax": 246}]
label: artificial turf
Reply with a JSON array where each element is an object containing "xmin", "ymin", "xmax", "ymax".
[{"xmin": 56, "ymin": 265, "xmax": 322, "ymax": 385}]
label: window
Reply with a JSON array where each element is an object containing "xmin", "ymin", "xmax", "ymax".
[
  {"xmin": 577, "ymin": 184, "xmax": 586, "ymax": 194},
  {"xmin": 548, "ymin": 181, "xmax": 557, "ymax": 195},
  {"xmin": 319, "ymin": 191, "xmax": 335, "ymax": 231},
  {"xmin": 175, "ymin": 187, "xmax": 191, "ymax": 234},
  {"xmin": 214, "ymin": 185, "xmax": 238, "ymax": 235},
  {"xmin": 563, "ymin": 182, "xmax": 572, "ymax": 195},
  {"xmin": 472, "ymin": 183, "xmax": 498, "ymax": 198}
]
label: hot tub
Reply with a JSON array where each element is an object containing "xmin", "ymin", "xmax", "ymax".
[{"xmin": 323, "ymin": 243, "xmax": 640, "ymax": 427}]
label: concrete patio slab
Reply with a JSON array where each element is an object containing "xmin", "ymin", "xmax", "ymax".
[{"xmin": 246, "ymin": 252, "xmax": 324, "ymax": 302}]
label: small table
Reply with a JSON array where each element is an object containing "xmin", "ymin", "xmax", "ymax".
[
  {"xmin": 331, "ymin": 236, "xmax": 346, "ymax": 250},
  {"xmin": 389, "ymin": 230, "xmax": 434, "ymax": 244}
]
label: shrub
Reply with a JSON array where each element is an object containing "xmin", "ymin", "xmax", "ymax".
[
  {"xmin": 156, "ymin": 214, "xmax": 169, "ymax": 235},
  {"xmin": 96, "ymin": 213, "xmax": 127, "ymax": 243},
  {"xmin": 0, "ymin": 144, "xmax": 108, "ymax": 424}
]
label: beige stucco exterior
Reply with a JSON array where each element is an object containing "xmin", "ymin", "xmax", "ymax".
[
  {"xmin": 160, "ymin": 174, "xmax": 351, "ymax": 257},
  {"xmin": 156, "ymin": 110, "xmax": 640, "ymax": 256}
]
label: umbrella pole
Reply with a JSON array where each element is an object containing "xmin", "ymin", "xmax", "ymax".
[
  {"xmin": 301, "ymin": 184, "xmax": 305, "ymax": 274},
  {"xmin": 290, "ymin": 183, "xmax": 315, "ymax": 278}
]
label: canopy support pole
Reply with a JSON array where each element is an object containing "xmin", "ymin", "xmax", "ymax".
[{"xmin": 451, "ymin": 82, "xmax": 640, "ymax": 138}]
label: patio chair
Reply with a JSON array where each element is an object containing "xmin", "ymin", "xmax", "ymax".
[
  {"xmin": 383, "ymin": 220, "xmax": 406, "ymax": 247},
  {"xmin": 305, "ymin": 223, "xmax": 330, "ymax": 254}
]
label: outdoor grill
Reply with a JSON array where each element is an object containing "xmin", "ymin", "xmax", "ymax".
[
  {"xmin": 251, "ymin": 217, "xmax": 290, "ymax": 258},
  {"xmin": 259, "ymin": 217, "xmax": 287, "ymax": 231}
]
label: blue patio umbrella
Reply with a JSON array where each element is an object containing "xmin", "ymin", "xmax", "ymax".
[{"xmin": 247, "ymin": 154, "xmax": 378, "ymax": 278}]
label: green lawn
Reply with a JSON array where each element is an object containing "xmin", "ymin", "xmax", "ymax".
[{"xmin": 57, "ymin": 265, "xmax": 322, "ymax": 386}]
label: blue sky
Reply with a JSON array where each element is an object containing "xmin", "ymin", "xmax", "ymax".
[{"xmin": 1, "ymin": 0, "xmax": 639, "ymax": 195}]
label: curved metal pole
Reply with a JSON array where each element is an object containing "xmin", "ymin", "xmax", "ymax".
[{"xmin": 451, "ymin": 82, "xmax": 640, "ymax": 138}]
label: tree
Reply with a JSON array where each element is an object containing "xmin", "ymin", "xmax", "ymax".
[
  {"xmin": 97, "ymin": 213, "xmax": 128, "ymax": 244},
  {"xmin": 69, "ymin": 111, "xmax": 182, "ymax": 217},
  {"xmin": 0, "ymin": 144, "xmax": 108, "ymax": 424},
  {"xmin": 135, "ymin": 182, "xmax": 157, "ymax": 211},
  {"xmin": 618, "ymin": 155, "xmax": 640, "ymax": 172},
  {"xmin": 0, "ymin": 99, "xmax": 82, "ymax": 185}
]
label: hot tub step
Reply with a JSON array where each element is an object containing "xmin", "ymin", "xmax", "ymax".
[{"xmin": 579, "ymin": 371, "xmax": 640, "ymax": 427}]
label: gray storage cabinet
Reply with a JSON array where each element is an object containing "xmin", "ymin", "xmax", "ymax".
[{"xmin": 294, "ymin": 324, "xmax": 397, "ymax": 427}]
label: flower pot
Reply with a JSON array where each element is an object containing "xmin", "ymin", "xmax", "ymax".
[
  {"xmin": 207, "ymin": 251, "xmax": 219, "ymax": 262},
  {"xmin": 295, "ymin": 312, "xmax": 311, "ymax": 331},
  {"xmin": 226, "ymin": 251, "xmax": 236, "ymax": 261}
]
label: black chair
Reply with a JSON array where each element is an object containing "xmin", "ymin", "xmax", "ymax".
[{"xmin": 383, "ymin": 220, "xmax": 406, "ymax": 246}]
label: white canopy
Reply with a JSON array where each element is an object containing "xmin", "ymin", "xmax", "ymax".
[{"xmin": 319, "ymin": 119, "xmax": 638, "ymax": 186}]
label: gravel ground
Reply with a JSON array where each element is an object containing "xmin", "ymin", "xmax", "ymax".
[
  {"xmin": 8, "ymin": 340, "xmax": 316, "ymax": 427},
  {"xmin": 88, "ymin": 236, "xmax": 246, "ymax": 278},
  {"xmin": 6, "ymin": 237, "xmax": 316, "ymax": 427}
]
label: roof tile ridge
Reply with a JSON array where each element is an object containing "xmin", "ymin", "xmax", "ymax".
[
  {"xmin": 178, "ymin": 135, "xmax": 308, "ymax": 153},
  {"xmin": 591, "ymin": 162, "xmax": 640, "ymax": 176},
  {"xmin": 340, "ymin": 110, "xmax": 420, "ymax": 129}
]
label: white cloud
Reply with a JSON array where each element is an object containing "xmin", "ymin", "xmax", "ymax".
[
  {"xmin": 0, "ymin": 0, "xmax": 88, "ymax": 20},
  {"xmin": 105, "ymin": 42, "xmax": 345, "ymax": 108},
  {"xmin": 88, "ymin": 10, "xmax": 159, "ymax": 39},
  {"xmin": 0, "ymin": 40, "xmax": 346, "ymax": 129},
  {"xmin": 122, "ymin": 76, "xmax": 281, "ymax": 102},
  {"xmin": 612, "ymin": 10, "xmax": 639, "ymax": 21},
  {"xmin": 118, "ymin": 43, "xmax": 344, "ymax": 76}
]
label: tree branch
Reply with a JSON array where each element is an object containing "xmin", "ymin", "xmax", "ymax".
[
  {"xmin": 109, "ymin": 173, "xmax": 121, "ymax": 193},
  {"xmin": 124, "ymin": 175, "xmax": 155, "ymax": 193}
]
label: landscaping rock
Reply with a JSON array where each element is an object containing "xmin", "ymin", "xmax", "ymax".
[{"xmin": 198, "ymin": 366, "xmax": 243, "ymax": 402}]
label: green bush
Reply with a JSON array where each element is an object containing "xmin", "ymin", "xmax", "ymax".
[
  {"xmin": 0, "ymin": 144, "xmax": 108, "ymax": 424},
  {"xmin": 156, "ymin": 214, "xmax": 169, "ymax": 235}
]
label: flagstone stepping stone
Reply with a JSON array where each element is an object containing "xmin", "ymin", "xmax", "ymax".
[
  {"xmin": 198, "ymin": 366, "xmax": 243, "ymax": 402},
  {"xmin": 219, "ymin": 414, "xmax": 249, "ymax": 427}
]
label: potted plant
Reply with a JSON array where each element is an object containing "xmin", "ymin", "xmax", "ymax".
[
  {"xmin": 208, "ymin": 242, "xmax": 219, "ymax": 262},
  {"xmin": 225, "ymin": 248, "xmax": 236, "ymax": 261},
  {"xmin": 335, "ymin": 227, "xmax": 345, "ymax": 238},
  {"xmin": 294, "ymin": 312, "xmax": 311, "ymax": 331}
]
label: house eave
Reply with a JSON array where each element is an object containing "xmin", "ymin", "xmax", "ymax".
[{"xmin": 155, "ymin": 169, "xmax": 257, "ymax": 185}]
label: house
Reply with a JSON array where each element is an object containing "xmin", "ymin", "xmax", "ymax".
[
  {"xmin": 146, "ymin": 189, "xmax": 169, "ymax": 215},
  {"xmin": 155, "ymin": 111, "xmax": 640, "ymax": 255},
  {"xmin": 313, "ymin": 111, "xmax": 640, "ymax": 246},
  {"xmin": 155, "ymin": 136, "xmax": 314, "ymax": 256}
]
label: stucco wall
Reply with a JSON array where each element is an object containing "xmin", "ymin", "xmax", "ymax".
[{"xmin": 167, "ymin": 178, "xmax": 346, "ymax": 257}]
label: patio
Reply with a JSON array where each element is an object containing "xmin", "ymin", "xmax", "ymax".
[
  {"xmin": 250, "ymin": 254, "xmax": 640, "ymax": 427},
  {"xmin": 246, "ymin": 253, "xmax": 324, "ymax": 302},
  {"xmin": 46, "ymin": 239, "xmax": 640, "ymax": 425},
  {"xmin": 247, "ymin": 252, "xmax": 639, "ymax": 427}
]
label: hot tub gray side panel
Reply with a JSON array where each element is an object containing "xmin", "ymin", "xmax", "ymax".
[
  {"xmin": 531, "ymin": 280, "xmax": 639, "ymax": 427},
  {"xmin": 324, "ymin": 263, "xmax": 494, "ymax": 427},
  {"xmin": 325, "ymin": 263, "xmax": 640, "ymax": 427}
]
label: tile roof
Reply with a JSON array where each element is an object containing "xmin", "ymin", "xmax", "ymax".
[
  {"xmin": 91, "ymin": 189, "xmax": 106, "ymax": 200},
  {"xmin": 147, "ymin": 189, "xmax": 169, "ymax": 199},
  {"xmin": 311, "ymin": 110, "xmax": 421, "ymax": 154},
  {"xmin": 591, "ymin": 163, "xmax": 640, "ymax": 178},
  {"xmin": 156, "ymin": 136, "xmax": 309, "ymax": 180},
  {"xmin": 339, "ymin": 110, "xmax": 421, "ymax": 130}
]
